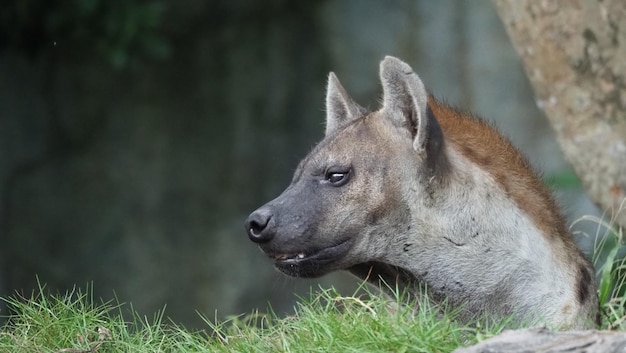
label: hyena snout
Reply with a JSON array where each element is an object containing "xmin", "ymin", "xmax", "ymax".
[{"xmin": 245, "ymin": 206, "xmax": 275, "ymax": 243}]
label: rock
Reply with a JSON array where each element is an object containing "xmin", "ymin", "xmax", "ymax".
[{"xmin": 454, "ymin": 327, "xmax": 626, "ymax": 353}]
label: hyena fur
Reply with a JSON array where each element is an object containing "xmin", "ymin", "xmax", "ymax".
[{"xmin": 245, "ymin": 56, "xmax": 599, "ymax": 329}]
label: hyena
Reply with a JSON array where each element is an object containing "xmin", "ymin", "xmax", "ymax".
[{"xmin": 245, "ymin": 56, "xmax": 599, "ymax": 329}]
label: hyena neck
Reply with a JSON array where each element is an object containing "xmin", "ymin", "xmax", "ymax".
[
  {"xmin": 429, "ymin": 101, "xmax": 571, "ymax": 243},
  {"xmin": 364, "ymin": 100, "xmax": 595, "ymax": 326}
]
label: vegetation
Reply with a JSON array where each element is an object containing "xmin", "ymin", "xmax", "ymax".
[
  {"xmin": 581, "ymin": 200, "xmax": 626, "ymax": 329},
  {"xmin": 0, "ymin": 283, "xmax": 508, "ymax": 353},
  {"xmin": 1, "ymin": 0, "xmax": 168, "ymax": 68}
]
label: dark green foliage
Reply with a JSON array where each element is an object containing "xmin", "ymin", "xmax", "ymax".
[
  {"xmin": 544, "ymin": 170, "xmax": 582, "ymax": 190},
  {"xmin": 1, "ymin": 0, "xmax": 169, "ymax": 68}
]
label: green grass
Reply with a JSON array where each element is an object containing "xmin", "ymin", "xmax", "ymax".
[
  {"xmin": 0, "ymin": 282, "xmax": 508, "ymax": 353},
  {"xmin": 579, "ymin": 199, "xmax": 626, "ymax": 329}
]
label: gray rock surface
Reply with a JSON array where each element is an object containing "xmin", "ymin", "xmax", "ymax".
[{"xmin": 455, "ymin": 327, "xmax": 626, "ymax": 353}]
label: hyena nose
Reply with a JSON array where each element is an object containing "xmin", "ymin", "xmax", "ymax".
[{"xmin": 245, "ymin": 207, "xmax": 275, "ymax": 243}]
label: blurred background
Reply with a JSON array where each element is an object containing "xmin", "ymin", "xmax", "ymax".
[{"xmin": 0, "ymin": 0, "xmax": 600, "ymax": 328}]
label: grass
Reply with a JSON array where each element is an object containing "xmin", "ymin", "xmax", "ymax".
[
  {"xmin": 1, "ymin": 202, "xmax": 625, "ymax": 352},
  {"xmin": 0, "ymin": 282, "xmax": 508, "ymax": 353},
  {"xmin": 577, "ymin": 199, "xmax": 626, "ymax": 329}
]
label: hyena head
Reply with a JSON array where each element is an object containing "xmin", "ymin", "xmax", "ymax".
[{"xmin": 245, "ymin": 56, "xmax": 446, "ymax": 278}]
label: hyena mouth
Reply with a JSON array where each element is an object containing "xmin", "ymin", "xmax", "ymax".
[
  {"xmin": 269, "ymin": 253, "xmax": 307, "ymax": 261},
  {"xmin": 267, "ymin": 238, "xmax": 353, "ymax": 278}
]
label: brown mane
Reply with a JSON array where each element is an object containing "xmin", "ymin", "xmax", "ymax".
[{"xmin": 428, "ymin": 99, "xmax": 571, "ymax": 244}]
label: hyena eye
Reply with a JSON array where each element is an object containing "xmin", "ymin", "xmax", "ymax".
[{"xmin": 324, "ymin": 167, "xmax": 351, "ymax": 187}]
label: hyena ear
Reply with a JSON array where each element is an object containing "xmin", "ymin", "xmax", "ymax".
[
  {"xmin": 325, "ymin": 72, "xmax": 366, "ymax": 136},
  {"xmin": 379, "ymin": 56, "xmax": 442, "ymax": 156}
]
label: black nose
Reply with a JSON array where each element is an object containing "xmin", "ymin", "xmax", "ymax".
[{"xmin": 245, "ymin": 207, "xmax": 275, "ymax": 243}]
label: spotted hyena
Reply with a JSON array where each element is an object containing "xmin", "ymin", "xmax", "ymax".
[{"xmin": 245, "ymin": 56, "xmax": 599, "ymax": 329}]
